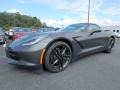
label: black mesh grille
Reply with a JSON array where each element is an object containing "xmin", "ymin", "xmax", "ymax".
[{"xmin": 8, "ymin": 50, "xmax": 20, "ymax": 60}]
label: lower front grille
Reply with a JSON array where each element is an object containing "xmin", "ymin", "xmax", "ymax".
[{"xmin": 8, "ymin": 51, "xmax": 20, "ymax": 60}]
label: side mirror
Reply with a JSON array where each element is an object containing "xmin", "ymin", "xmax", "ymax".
[{"xmin": 90, "ymin": 30, "xmax": 101, "ymax": 35}]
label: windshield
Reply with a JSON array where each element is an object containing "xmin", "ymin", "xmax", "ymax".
[{"xmin": 60, "ymin": 23, "xmax": 88, "ymax": 32}]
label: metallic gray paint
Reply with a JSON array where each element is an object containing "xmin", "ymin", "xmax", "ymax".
[{"xmin": 5, "ymin": 23, "xmax": 115, "ymax": 70}]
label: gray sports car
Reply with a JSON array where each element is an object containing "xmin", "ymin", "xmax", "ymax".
[{"xmin": 5, "ymin": 23, "xmax": 115, "ymax": 73}]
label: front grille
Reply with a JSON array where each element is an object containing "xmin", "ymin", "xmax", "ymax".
[{"xmin": 8, "ymin": 51, "xmax": 20, "ymax": 60}]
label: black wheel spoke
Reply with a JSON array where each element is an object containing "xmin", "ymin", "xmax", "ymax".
[
  {"xmin": 49, "ymin": 44, "xmax": 71, "ymax": 71},
  {"xmin": 63, "ymin": 54, "xmax": 70, "ymax": 57},
  {"xmin": 61, "ymin": 46, "xmax": 66, "ymax": 55},
  {"xmin": 55, "ymin": 48, "xmax": 61, "ymax": 55},
  {"xmin": 51, "ymin": 59, "xmax": 59, "ymax": 65},
  {"xmin": 59, "ymin": 59, "xmax": 63, "ymax": 70}
]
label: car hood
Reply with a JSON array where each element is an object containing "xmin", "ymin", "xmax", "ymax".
[
  {"xmin": 23, "ymin": 31, "xmax": 58, "ymax": 38},
  {"xmin": 8, "ymin": 31, "xmax": 86, "ymax": 48},
  {"xmin": 8, "ymin": 32, "xmax": 51, "ymax": 48}
]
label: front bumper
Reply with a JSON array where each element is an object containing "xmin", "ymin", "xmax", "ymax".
[
  {"xmin": 5, "ymin": 45, "xmax": 45, "ymax": 70},
  {"xmin": 7, "ymin": 59, "xmax": 42, "ymax": 70},
  {"xmin": 5, "ymin": 35, "xmax": 52, "ymax": 70}
]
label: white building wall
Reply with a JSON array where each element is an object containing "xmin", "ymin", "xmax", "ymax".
[{"xmin": 101, "ymin": 26, "xmax": 120, "ymax": 34}]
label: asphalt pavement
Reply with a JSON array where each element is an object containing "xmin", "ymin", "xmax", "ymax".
[{"xmin": 0, "ymin": 39, "xmax": 120, "ymax": 90}]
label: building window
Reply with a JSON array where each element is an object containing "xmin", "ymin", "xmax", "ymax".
[
  {"xmin": 105, "ymin": 30, "xmax": 110, "ymax": 32},
  {"xmin": 117, "ymin": 30, "xmax": 119, "ymax": 33},
  {"xmin": 113, "ymin": 30, "xmax": 115, "ymax": 32}
]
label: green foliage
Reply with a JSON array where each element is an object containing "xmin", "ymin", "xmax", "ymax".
[{"xmin": 0, "ymin": 12, "xmax": 46, "ymax": 30}]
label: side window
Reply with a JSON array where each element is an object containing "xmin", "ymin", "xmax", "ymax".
[
  {"xmin": 75, "ymin": 24, "xmax": 88, "ymax": 32},
  {"xmin": 88, "ymin": 24, "xmax": 101, "ymax": 32}
]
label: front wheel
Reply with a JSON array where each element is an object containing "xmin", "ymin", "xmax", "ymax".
[
  {"xmin": 104, "ymin": 37, "xmax": 115, "ymax": 53},
  {"xmin": 44, "ymin": 41, "xmax": 72, "ymax": 73}
]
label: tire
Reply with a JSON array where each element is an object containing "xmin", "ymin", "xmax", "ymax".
[
  {"xmin": 44, "ymin": 41, "xmax": 72, "ymax": 73},
  {"xmin": 104, "ymin": 37, "xmax": 115, "ymax": 53}
]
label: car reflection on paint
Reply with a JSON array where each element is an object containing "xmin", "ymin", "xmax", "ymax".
[{"xmin": 12, "ymin": 28, "xmax": 32, "ymax": 40}]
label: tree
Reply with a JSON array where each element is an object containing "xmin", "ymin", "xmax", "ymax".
[{"xmin": 0, "ymin": 12, "xmax": 46, "ymax": 30}]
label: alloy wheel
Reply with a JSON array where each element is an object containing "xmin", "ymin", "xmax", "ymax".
[{"xmin": 49, "ymin": 44, "xmax": 72, "ymax": 71}]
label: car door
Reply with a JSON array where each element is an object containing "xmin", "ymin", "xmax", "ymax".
[
  {"xmin": 75, "ymin": 24, "xmax": 105, "ymax": 51},
  {"xmin": 83, "ymin": 24, "xmax": 108, "ymax": 49},
  {"xmin": 72, "ymin": 24, "xmax": 90, "ymax": 49}
]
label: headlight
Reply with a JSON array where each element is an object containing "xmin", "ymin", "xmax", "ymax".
[{"xmin": 22, "ymin": 36, "xmax": 47, "ymax": 46}]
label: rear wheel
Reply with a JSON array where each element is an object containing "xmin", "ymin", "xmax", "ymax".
[
  {"xmin": 44, "ymin": 41, "xmax": 72, "ymax": 73},
  {"xmin": 104, "ymin": 37, "xmax": 115, "ymax": 53}
]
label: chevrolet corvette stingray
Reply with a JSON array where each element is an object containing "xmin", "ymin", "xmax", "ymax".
[{"xmin": 5, "ymin": 23, "xmax": 115, "ymax": 73}]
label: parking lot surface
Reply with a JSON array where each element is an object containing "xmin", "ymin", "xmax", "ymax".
[{"xmin": 0, "ymin": 39, "xmax": 120, "ymax": 90}]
